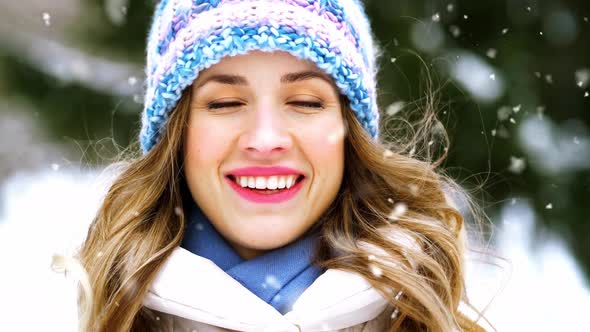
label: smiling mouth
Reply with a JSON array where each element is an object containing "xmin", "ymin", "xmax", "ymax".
[{"xmin": 226, "ymin": 175, "xmax": 305, "ymax": 194}]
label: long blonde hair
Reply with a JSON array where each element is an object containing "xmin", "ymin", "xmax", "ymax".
[{"xmin": 64, "ymin": 84, "xmax": 487, "ymax": 331}]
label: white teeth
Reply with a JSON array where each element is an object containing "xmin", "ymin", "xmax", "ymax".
[
  {"xmin": 277, "ymin": 177, "xmax": 286, "ymax": 189},
  {"xmin": 255, "ymin": 177, "xmax": 266, "ymax": 189},
  {"xmin": 234, "ymin": 175, "xmax": 300, "ymax": 190},
  {"xmin": 240, "ymin": 177, "xmax": 248, "ymax": 187},
  {"xmin": 267, "ymin": 176, "xmax": 278, "ymax": 189}
]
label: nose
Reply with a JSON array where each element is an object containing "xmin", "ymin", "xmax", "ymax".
[{"xmin": 238, "ymin": 103, "xmax": 293, "ymax": 159}]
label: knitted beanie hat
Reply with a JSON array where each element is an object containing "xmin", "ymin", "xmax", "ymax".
[{"xmin": 140, "ymin": 0, "xmax": 381, "ymax": 153}]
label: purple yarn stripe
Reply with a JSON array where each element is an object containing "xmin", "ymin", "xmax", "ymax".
[{"xmin": 146, "ymin": 0, "xmax": 369, "ymax": 103}]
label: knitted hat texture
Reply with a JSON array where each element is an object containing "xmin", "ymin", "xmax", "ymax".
[{"xmin": 141, "ymin": 0, "xmax": 381, "ymax": 153}]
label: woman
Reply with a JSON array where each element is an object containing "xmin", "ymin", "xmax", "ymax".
[{"xmin": 71, "ymin": 0, "xmax": 486, "ymax": 331}]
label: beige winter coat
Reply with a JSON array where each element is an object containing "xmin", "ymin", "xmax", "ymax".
[{"xmin": 143, "ymin": 247, "xmax": 396, "ymax": 331}]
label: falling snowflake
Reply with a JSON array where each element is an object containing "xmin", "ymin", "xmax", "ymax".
[
  {"xmin": 390, "ymin": 57, "xmax": 397, "ymax": 63},
  {"xmin": 573, "ymin": 137, "xmax": 580, "ymax": 145},
  {"xmin": 585, "ymin": 91, "xmax": 589, "ymax": 97},
  {"xmin": 526, "ymin": 6, "xmax": 531, "ymax": 12},
  {"xmin": 545, "ymin": 203, "xmax": 553, "ymax": 209},
  {"xmin": 491, "ymin": 129, "xmax": 497, "ymax": 136},
  {"xmin": 383, "ymin": 149, "xmax": 394, "ymax": 158},
  {"xmin": 368, "ymin": 254, "xmax": 376, "ymax": 261},
  {"xmin": 428, "ymin": 140, "xmax": 434, "ymax": 146},
  {"xmin": 42, "ymin": 12, "xmax": 51, "ymax": 26},
  {"xmin": 584, "ymin": 17, "xmax": 589, "ymax": 22},
  {"xmin": 513, "ymin": 104, "xmax": 522, "ymax": 113},
  {"xmin": 449, "ymin": 25, "xmax": 461, "ymax": 38},
  {"xmin": 194, "ymin": 223, "xmax": 204, "ymax": 231},
  {"xmin": 508, "ymin": 156, "xmax": 526, "ymax": 174},
  {"xmin": 369, "ymin": 264, "xmax": 383, "ymax": 277},
  {"xmin": 489, "ymin": 73, "xmax": 496, "ymax": 80},
  {"xmin": 128, "ymin": 76, "xmax": 138, "ymax": 86},
  {"xmin": 502, "ymin": 28, "xmax": 509, "ymax": 34},
  {"xmin": 486, "ymin": 48, "xmax": 498, "ymax": 59},
  {"xmin": 534, "ymin": 71, "xmax": 541, "ymax": 78},
  {"xmin": 393, "ymin": 38, "xmax": 399, "ymax": 47},
  {"xmin": 509, "ymin": 117, "xmax": 516, "ymax": 124},
  {"xmin": 174, "ymin": 206, "xmax": 183, "ymax": 217},
  {"xmin": 575, "ymin": 68, "xmax": 590, "ymax": 88},
  {"xmin": 463, "ymin": 14, "xmax": 468, "ymax": 19},
  {"xmin": 447, "ymin": 4, "xmax": 455, "ymax": 12},
  {"xmin": 390, "ymin": 291, "xmax": 404, "ymax": 320},
  {"xmin": 539, "ymin": 31, "xmax": 544, "ymax": 36},
  {"xmin": 51, "ymin": 163, "xmax": 60, "ymax": 171},
  {"xmin": 432, "ymin": 13, "xmax": 441, "ymax": 22},
  {"xmin": 263, "ymin": 274, "xmax": 281, "ymax": 290},
  {"xmin": 133, "ymin": 94, "xmax": 143, "ymax": 104},
  {"xmin": 385, "ymin": 101, "xmax": 405, "ymax": 116},
  {"xmin": 388, "ymin": 202, "xmax": 408, "ymax": 221},
  {"xmin": 155, "ymin": 316, "xmax": 160, "ymax": 321},
  {"xmin": 387, "ymin": 197, "xmax": 394, "ymax": 204},
  {"xmin": 545, "ymin": 74, "xmax": 553, "ymax": 84}
]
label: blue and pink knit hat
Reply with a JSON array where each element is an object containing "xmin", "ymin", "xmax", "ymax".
[{"xmin": 140, "ymin": 0, "xmax": 381, "ymax": 153}]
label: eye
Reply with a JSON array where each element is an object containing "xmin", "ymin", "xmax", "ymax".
[
  {"xmin": 207, "ymin": 101, "xmax": 244, "ymax": 110},
  {"xmin": 289, "ymin": 101, "xmax": 324, "ymax": 109}
]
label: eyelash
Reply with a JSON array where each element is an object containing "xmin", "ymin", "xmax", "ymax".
[{"xmin": 207, "ymin": 101, "xmax": 324, "ymax": 110}]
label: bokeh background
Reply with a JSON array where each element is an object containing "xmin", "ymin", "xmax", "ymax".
[{"xmin": 0, "ymin": 0, "xmax": 589, "ymax": 330}]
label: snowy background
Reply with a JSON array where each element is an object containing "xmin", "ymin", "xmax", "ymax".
[{"xmin": 1, "ymin": 0, "xmax": 589, "ymax": 331}]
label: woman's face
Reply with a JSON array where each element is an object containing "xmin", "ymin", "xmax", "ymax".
[{"xmin": 184, "ymin": 50, "xmax": 345, "ymax": 259}]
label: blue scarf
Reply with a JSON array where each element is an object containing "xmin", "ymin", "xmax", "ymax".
[{"xmin": 180, "ymin": 201, "xmax": 325, "ymax": 314}]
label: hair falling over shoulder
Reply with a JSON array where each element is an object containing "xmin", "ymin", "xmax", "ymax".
[{"xmin": 56, "ymin": 87, "xmax": 490, "ymax": 331}]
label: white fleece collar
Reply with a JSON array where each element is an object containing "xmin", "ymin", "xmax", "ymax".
[{"xmin": 143, "ymin": 247, "xmax": 389, "ymax": 331}]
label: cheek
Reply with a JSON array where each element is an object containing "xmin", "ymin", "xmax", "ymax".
[
  {"xmin": 299, "ymin": 116, "xmax": 345, "ymax": 177},
  {"xmin": 184, "ymin": 118, "xmax": 227, "ymax": 169}
]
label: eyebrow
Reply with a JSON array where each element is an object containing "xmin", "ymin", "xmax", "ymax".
[{"xmin": 194, "ymin": 70, "xmax": 335, "ymax": 89}]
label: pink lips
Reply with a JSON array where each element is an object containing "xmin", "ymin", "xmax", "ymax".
[
  {"xmin": 225, "ymin": 166, "xmax": 305, "ymax": 204},
  {"xmin": 227, "ymin": 166, "xmax": 303, "ymax": 177}
]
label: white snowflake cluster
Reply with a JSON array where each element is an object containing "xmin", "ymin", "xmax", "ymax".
[
  {"xmin": 368, "ymin": 264, "xmax": 383, "ymax": 278},
  {"xmin": 262, "ymin": 274, "xmax": 281, "ymax": 290},
  {"xmin": 385, "ymin": 101, "xmax": 405, "ymax": 116},
  {"xmin": 174, "ymin": 206, "xmax": 183, "ymax": 217},
  {"xmin": 128, "ymin": 76, "xmax": 138, "ymax": 86},
  {"xmin": 42, "ymin": 12, "xmax": 51, "ymax": 27},
  {"xmin": 449, "ymin": 25, "xmax": 461, "ymax": 38},
  {"xmin": 388, "ymin": 202, "xmax": 408, "ymax": 222},
  {"xmin": 432, "ymin": 13, "xmax": 440, "ymax": 22},
  {"xmin": 508, "ymin": 156, "xmax": 527, "ymax": 174},
  {"xmin": 574, "ymin": 68, "xmax": 589, "ymax": 89},
  {"xmin": 486, "ymin": 48, "xmax": 498, "ymax": 59}
]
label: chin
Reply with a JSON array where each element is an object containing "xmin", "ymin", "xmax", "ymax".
[{"xmin": 231, "ymin": 224, "xmax": 303, "ymax": 249}]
